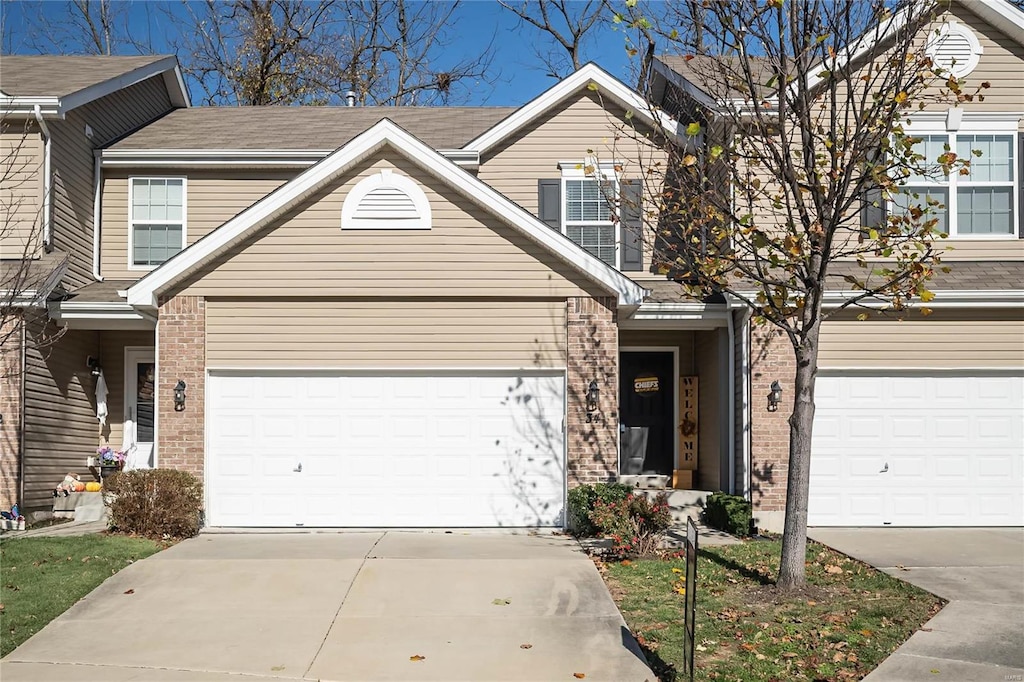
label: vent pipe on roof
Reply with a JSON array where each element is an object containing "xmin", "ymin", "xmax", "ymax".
[{"xmin": 346, "ymin": 90, "xmax": 356, "ymax": 107}]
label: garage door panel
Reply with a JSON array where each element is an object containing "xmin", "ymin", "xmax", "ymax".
[
  {"xmin": 207, "ymin": 373, "xmax": 566, "ymax": 527},
  {"xmin": 810, "ymin": 374, "xmax": 1024, "ymax": 527}
]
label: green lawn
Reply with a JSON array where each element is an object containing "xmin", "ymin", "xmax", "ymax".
[
  {"xmin": 604, "ymin": 539, "xmax": 943, "ymax": 682},
  {"xmin": 0, "ymin": 534, "xmax": 163, "ymax": 656}
]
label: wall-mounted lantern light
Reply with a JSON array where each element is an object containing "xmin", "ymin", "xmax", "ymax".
[
  {"xmin": 87, "ymin": 356, "xmax": 102, "ymax": 378},
  {"xmin": 585, "ymin": 380, "xmax": 600, "ymax": 423},
  {"xmin": 767, "ymin": 380, "xmax": 783, "ymax": 412},
  {"xmin": 173, "ymin": 380, "xmax": 187, "ymax": 411}
]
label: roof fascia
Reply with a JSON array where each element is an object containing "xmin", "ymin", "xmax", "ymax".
[
  {"xmin": 970, "ymin": 0, "xmax": 1024, "ymax": 46},
  {"xmin": 0, "ymin": 97, "xmax": 61, "ymax": 117},
  {"xmin": 126, "ymin": 120, "xmax": 645, "ymax": 308},
  {"xmin": 648, "ymin": 58, "xmax": 722, "ymax": 112},
  {"xmin": 100, "ymin": 148, "xmax": 480, "ymax": 169},
  {"xmin": 464, "ymin": 63, "xmax": 685, "ymax": 154},
  {"xmin": 59, "ymin": 56, "xmax": 186, "ymax": 115}
]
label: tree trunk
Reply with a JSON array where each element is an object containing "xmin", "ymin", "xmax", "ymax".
[{"xmin": 777, "ymin": 323, "xmax": 821, "ymax": 589}]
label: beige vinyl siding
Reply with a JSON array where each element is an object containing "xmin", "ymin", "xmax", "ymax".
[
  {"xmin": 49, "ymin": 75, "xmax": 173, "ymax": 288},
  {"xmin": 180, "ymin": 152, "xmax": 605, "ymax": 298},
  {"xmin": 206, "ymin": 299, "xmax": 567, "ymax": 368},
  {"xmin": 477, "ymin": 90, "xmax": 668, "ymax": 277},
  {"xmin": 819, "ymin": 309, "xmax": 1024, "ymax": 369},
  {"xmin": 0, "ymin": 125, "xmax": 44, "ymax": 258},
  {"xmin": 620, "ymin": 330, "xmax": 696, "ymax": 374},
  {"xmin": 22, "ymin": 322, "xmax": 99, "ymax": 511},
  {"xmin": 98, "ymin": 330, "xmax": 155, "ymax": 450},
  {"xmin": 100, "ymin": 170, "xmax": 292, "ymax": 280}
]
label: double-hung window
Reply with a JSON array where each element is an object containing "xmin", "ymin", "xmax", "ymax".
[
  {"xmin": 129, "ymin": 177, "xmax": 186, "ymax": 268},
  {"xmin": 893, "ymin": 128, "xmax": 1017, "ymax": 237},
  {"xmin": 561, "ymin": 164, "xmax": 619, "ymax": 266}
]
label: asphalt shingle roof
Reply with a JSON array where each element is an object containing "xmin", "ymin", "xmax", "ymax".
[
  {"xmin": 0, "ymin": 55, "xmax": 171, "ymax": 98},
  {"xmin": 107, "ymin": 106, "xmax": 517, "ymax": 151}
]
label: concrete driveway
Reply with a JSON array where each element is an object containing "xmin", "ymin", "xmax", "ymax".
[
  {"xmin": 810, "ymin": 528, "xmax": 1024, "ymax": 682},
  {"xmin": 1, "ymin": 531, "xmax": 654, "ymax": 681}
]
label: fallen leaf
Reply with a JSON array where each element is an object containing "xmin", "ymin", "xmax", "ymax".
[
  {"xmin": 671, "ymin": 567, "xmax": 683, "ymax": 574},
  {"xmin": 860, "ymin": 629, "xmax": 873, "ymax": 637},
  {"xmin": 520, "ymin": 644, "xmax": 533, "ymax": 649},
  {"xmin": 492, "ymin": 598, "xmax": 511, "ymax": 606},
  {"xmin": 825, "ymin": 564, "xmax": 843, "ymax": 574},
  {"xmin": 930, "ymin": 669, "xmax": 940, "ymax": 674},
  {"xmin": 781, "ymin": 652, "xmax": 798, "ymax": 658},
  {"xmin": 270, "ymin": 666, "xmax": 285, "ymax": 672},
  {"xmin": 755, "ymin": 653, "xmax": 767, "ymax": 660},
  {"xmin": 410, "ymin": 655, "xmax": 425, "ymax": 662},
  {"xmin": 620, "ymin": 560, "xmax": 632, "ymax": 566},
  {"xmin": 81, "ymin": 557, "xmax": 91, "ymax": 563},
  {"xmin": 896, "ymin": 564, "xmax": 909, "ymax": 571},
  {"xmin": 123, "ymin": 589, "xmax": 134, "ymax": 595},
  {"xmin": 920, "ymin": 627, "xmax": 933, "ymax": 632},
  {"xmin": 806, "ymin": 600, "xmax": 817, "ymax": 606},
  {"xmin": 573, "ymin": 674, "xmax": 586, "ymax": 679}
]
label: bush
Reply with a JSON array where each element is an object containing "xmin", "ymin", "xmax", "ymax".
[
  {"xmin": 567, "ymin": 482, "xmax": 635, "ymax": 536},
  {"xmin": 104, "ymin": 469, "xmax": 203, "ymax": 538},
  {"xmin": 589, "ymin": 493, "xmax": 673, "ymax": 558},
  {"xmin": 704, "ymin": 492, "xmax": 752, "ymax": 537}
]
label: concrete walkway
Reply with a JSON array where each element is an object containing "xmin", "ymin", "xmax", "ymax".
[
  {"xmin": 1, "ymin": 531, "xmax": 654, "ymax": 681},
  {"xmin": 810, "ymin": 527, "xmax": 1024, "ymax": 682}
]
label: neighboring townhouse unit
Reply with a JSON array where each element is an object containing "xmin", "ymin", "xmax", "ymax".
[
  {"xmin": 646, "ymin": 0, "xmax": 1024, "ymax": 529},
  {"xmin": 1, "ymin": 0, "xmax": 1021, "ymax": 532},
  {"xmin": 1, "ymin": 55, "xmax": 188, "ymax": 512}
]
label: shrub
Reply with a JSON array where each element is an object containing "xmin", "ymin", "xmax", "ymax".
[
  {"xmin": 589, "ymin": 492, "xmax": 672, "ymax": 558},
  {"xmin": 104, "ymin": 469, "xmax": 203, "ymax": 538},
  {"xmin": 567, "ymin": 482, "xmax": 634, "ymax": 536},
  {"xmin": 704, "ymin": 492, "xmax": 752, "ymax": 536}
]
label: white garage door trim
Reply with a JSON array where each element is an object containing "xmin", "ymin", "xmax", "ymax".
[
  {"xmin": 201, "ymin": 368, "xmax": 569, "ymax": 528},
  {"xmin": 809, "ymin": 369, "xmax": 1024, "ymax": 527}
]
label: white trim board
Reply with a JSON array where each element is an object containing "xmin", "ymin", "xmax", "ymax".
[
  {"xmin": 126, "ymin": 118, "xmax": 646, "ymax": 308},
  {"xmin": 464, "ymin": 63, "xmax": 685, "ymax": 154}
]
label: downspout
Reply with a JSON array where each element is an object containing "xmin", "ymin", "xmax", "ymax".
[
  {"xmin": 740, "ymin": 308, "xmax": 752, "ymax": 499},
  {"xmin": 726, "ymin": 304, "xmax": 736, "ymax": 495},
  {"xmin": 18, "ymin": 319, "xmax": 27, "ymax": 508},
  {"xmin": 92, "ymin": 151, "xmax": 103, "ymax": 281},
  {"xmin": 32, "ymin": 105, "xmax": 52, "ymax": 251}
]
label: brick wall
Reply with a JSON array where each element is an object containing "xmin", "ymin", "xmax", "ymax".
[
  {"xmin": 0, "ymin": 313, "xmax": 23, "ymax": 509},
  {"xmin": 749, "ymin": 324, "xmax": 795, "ymax": 513},
  {"xmin": 566, "ymin": 296, "xmax": 619, "ymax": 486},
  {"xmin": 157, "ymin": 296, "xmax": 205, "ymax": 479}
]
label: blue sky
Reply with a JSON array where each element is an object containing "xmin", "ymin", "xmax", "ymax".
[{"xmin": 1, "ymin": 0, "xmax": 642, "ymax": 106}]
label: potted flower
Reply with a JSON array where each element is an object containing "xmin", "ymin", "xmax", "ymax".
[{"xmin": 96, "ymin": 446, "xmax": 125, "ymax": 479}]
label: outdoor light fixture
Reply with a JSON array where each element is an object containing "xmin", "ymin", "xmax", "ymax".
[
  {"xmin": 87, "ymin": 356, "xmax": 102, "ymax": 378},
  {"xmin": 585, "ymin": 380, "xmax": 600, "ymax": 423},
  {"xmin": 767, "ymin": 380, "xmax": 783, "ymax": 412},
  {"xmin": 173, "ymin": 380, "xmax": 187, "ymax": 411}
]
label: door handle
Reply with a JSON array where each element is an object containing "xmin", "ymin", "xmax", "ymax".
[
  {"xmin": 294, "ymin": 463, "xmax": 302, "ymax": 473},
  {"xmin": 879, "ymin": 462, "xmax": 888, "ymax": 473}
]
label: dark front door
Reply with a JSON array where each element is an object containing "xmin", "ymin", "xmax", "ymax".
[{"xmin": 619, "ymin": 351, "xmax": 675, "ymax": 476}]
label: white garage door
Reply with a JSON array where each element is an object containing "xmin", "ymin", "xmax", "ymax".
[
  {"xmin": 809, "ymin": 374, "xmax": 1024, "ymax": 527},
  {"xmin": 207, "ymin": 372, "xmax": 566, "ymax": 528}
]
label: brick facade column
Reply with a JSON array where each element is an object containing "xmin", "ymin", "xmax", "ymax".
[
  {"xmin": 748, "ymin": 325, "xmax": 795, "ymax": 521},
  {"xmin": 0, "ymin": 313, "xmax": 23, "ymax": 509},
  {"xmin": 157, "ymin": 296, "xmax": 205, "ymax": 479},
  {"xmin": 566, "ymin": 296, "xmax": 619, "ymax": 486}
]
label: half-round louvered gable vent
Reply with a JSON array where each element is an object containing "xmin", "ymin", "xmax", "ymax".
[
  {"xmin": 342, "ymin": 169, "xmax": 432, "ymax": 230},
  {"xmin": 926, "ymin": 21, "xmax": 983, "ymax": 78}
]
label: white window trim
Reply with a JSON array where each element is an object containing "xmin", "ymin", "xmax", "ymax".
[
  {"xmin": 127, "ymin": 176, "xmax": 188, "ymax": 271},
  {"xmin": 341, "ymin": 168, "xmax": 431, "ymax": 230},
  {"xmin": 893, "ymin": 120, "xmax": 1019, "ymax": 239},
  {"xmin": 560, "ymin": 162, "xmax": 621, "ymax": 268}
]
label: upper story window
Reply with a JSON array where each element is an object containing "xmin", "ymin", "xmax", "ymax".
[
  {"xmin": 129, "ymin": 177, "xmax": 186, "ymax": 268},
  {"xmin": 538, "ymin": 162, "xmax": 643, "ymax": 271},
  {"xmin": 892, "ymin": 130, "xmax": 1018, "ymax": 238}
]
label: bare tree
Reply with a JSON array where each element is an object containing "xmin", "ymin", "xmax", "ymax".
[
  {"xmin": 174, "ymin": 0, "xmax": 496, "ymax": 106},
  {"xmin": 17, "ymin": 0, "xmax": 132, "ymax": 55},
  {"xmin": 497, "ymin": 0, "xmax": 606, "ymax": 78},
  {"xmin": 615, "ymin": 0, "xmax": 989, "ymax": 587}
]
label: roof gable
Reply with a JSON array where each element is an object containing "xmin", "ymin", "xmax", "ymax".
[
  {"xmin": 0, "ymin": 55, "xmax": 189, "ymax": 116},
  {"xmin": 464, "ymin": 63, "xmax": 684, "ymax": 153},
  {"xmin": 126, "ymin": 119, "xmax": 645, "ymax": 308}
]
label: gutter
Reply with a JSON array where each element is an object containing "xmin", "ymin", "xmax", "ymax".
[
  {"xmin": 92, "ymin": 151, "xmax": 103, "ymax": 281},
  {"xmin": 100, "ymin": 148, "xmax": 483, "ymax": 170},
  {"xmin": 32, "ymin": 105, "xmax": 52, "ymax": 250}
]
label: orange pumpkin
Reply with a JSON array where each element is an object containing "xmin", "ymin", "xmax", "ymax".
[{"xmin": 73, "ymin": 481, "xmax": 87, "ymax": 492}]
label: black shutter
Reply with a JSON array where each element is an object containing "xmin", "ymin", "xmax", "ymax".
[
  {"xmin": 861, "ymin": 186, "xmax": 886, "ymax": 231},
  {"xmin": 620, "ymin": 178, "xmax": 643, "ymax": 271},
  {"xmin": 537, "ymin": 179, "xmax": 561, "ymax": 231}
]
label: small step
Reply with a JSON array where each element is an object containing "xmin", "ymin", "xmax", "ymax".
[{"xmin": 52, "ymin": 492, "xmax": 107, "ymax": 523}]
